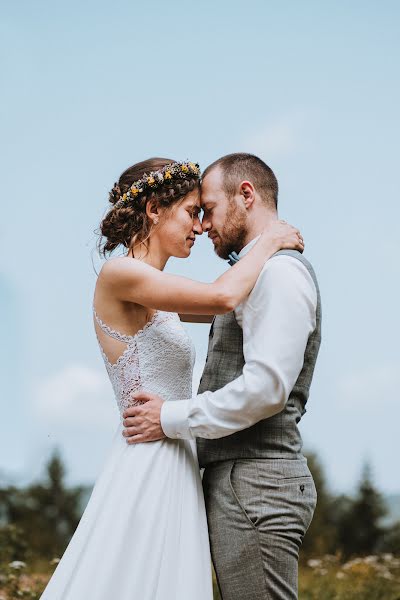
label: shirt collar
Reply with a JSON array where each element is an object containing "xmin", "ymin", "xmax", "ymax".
[{"xmin": 238, "ymin": 235, "xmax": 261, "ymax": 259}]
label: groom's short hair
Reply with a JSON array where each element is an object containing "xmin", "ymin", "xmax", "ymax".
[{"xmin": 202, "ymin": 153, "xmax": 278, "ymax": 209}]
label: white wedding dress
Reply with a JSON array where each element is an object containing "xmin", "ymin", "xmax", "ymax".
[{"xmin": 40, "ymin": 308, "xmax": 213, "ymax": 600}]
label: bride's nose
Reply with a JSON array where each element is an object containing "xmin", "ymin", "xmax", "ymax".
[{"xmin": 192, "ymin": 216, "xmax": 203, "ymax": 236}]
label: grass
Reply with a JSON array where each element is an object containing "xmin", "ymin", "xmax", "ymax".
[
  {"xmin": 1, "ymin": 555, "xmax": 399, "ymax": 599},
  {"xmin": 212, "ymin": 556, "xmax": 400, "ymax": 600},
  {"xmin": 298, "ymin": 554, "xmax": 400, "ymax": 600}
]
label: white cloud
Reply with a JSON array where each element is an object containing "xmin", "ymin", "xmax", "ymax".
[
  {"xmin": 242, "ymin": 112, "xmax": 310, "ymax": 160},
  {"xmin": 27, "ymin": 364, "xmax": 119, "ymax": 485},
  {"xmin": 301, "ymin": 362, "xmax": 400, "ymax": 493},
  {"xmin": 33, "ymin": 364, "xmax": 118, "ymax": 429},
  {"xmin": 337, "ymin": 362, "xmax": 400, "ymax": 412}
]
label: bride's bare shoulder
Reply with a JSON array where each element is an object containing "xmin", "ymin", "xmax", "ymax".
[{"xmin": 99, "ymin": 256, "xmax": 153, "ymax": 284}]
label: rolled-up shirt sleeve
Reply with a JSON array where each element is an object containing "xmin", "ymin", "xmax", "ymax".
[{"xmin": 160, "ymin": 256, "xmax": 317, "ymax": 440}]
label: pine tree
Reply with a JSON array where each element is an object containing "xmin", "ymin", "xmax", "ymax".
[
  {"xmin": 0, "ymin": 450, "xmax": 85, "ymax": 560},
  {"xmin": 336, "ymin": 461, "xmax": 387, "ymax": 558}
]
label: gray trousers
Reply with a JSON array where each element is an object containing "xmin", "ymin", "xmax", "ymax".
[{"xmin": 202, "ymin": 458, "xmax": 317, "ymax": 600}]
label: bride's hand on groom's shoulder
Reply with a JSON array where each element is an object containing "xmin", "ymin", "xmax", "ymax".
[
  {"xmin": 122, "ymin": 393, "xmax": 166, "ymax": 444},
  {"xmin": 263, "ymin": 220, "xmax": 304, "ymax": 253}
]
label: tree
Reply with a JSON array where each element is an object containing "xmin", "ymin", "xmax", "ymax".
[
  {"xmin": 379, "ymin": 520, "xmax": 400, "ymax": 554},
  {"xmin": 301, "ymin": 452, "xmax": 338, "ymax": 557},
  {"xmin": 335, "ymin": 462, "xmax": 387, "ymax": 558},
  {"xmin": 0, "ymin": 450, "xmax": 86, "ymax": 560}
]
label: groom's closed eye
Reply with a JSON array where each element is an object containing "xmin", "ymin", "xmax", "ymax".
[{"xmin": 188, "ymin": 205, "xmax": 201, "ymax": 217}]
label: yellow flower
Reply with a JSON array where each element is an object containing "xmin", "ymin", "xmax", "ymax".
[
  {"xmin": 147, "ymin": 176, "xmax": 155, "ymax": 185},
  {"xmin": 130, "ymin": 186, "xmax": 139, "ymax": 196},
  {"xmin": 122, "ymin": 193, "xmax": 127, "ymax": 201},
  {"xmin": 181, "ymin": 165, "xmax": 189, "ymax": 173},
  {"xmin": 164, "ymin": 171, "xmax": 172, "ymax": 179}
]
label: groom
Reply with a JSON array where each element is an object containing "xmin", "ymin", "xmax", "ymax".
[{"xmin": 122, "ymin": 153, "xmax": 321, "ymax": 600}]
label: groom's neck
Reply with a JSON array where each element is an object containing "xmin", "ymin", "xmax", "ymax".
[{"xmin": 241, "ymin": 210, "xmax": 278, "ymax": 250}]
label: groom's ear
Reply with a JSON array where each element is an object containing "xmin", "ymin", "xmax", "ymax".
[{"xmin": 239, "ymin": 180, "xmax": 256, "ymax": 209}]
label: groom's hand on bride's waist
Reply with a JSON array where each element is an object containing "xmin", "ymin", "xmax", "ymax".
[{"xmin": 122, "ymin": 393, "xmax": 167, "ymax": 444}]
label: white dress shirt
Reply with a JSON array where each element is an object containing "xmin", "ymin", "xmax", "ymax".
[{"xmin": 160, "ymin": 237, "xmax": 318, "ymax": 440}]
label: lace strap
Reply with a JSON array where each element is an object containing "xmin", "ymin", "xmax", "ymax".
[{"xmin": 92, "ymin": 306, "xmax": 133, "ymax": 343}]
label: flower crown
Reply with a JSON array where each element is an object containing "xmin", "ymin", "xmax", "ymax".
[{"xmin": 114, "ymin": 160, "xmax": 201, "ymax": 207}]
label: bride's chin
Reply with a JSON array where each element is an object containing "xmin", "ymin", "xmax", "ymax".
[{"xmin": 173, "ymin": 247, "xmax": 191, "ymax": 259}]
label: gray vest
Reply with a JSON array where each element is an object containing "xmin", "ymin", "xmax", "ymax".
[{"xmin": 196, "ymin": 250, "xmax": 321, "ymax": 468}]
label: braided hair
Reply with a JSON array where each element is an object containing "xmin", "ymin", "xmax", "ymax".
[{"xmin": 99, "ymin": 157, "xmax": 200, "ymax": 257}]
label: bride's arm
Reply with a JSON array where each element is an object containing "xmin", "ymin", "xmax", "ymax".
[{"xmin": 99, "ymin": 222, "xmax": 303, "ymax": 315}]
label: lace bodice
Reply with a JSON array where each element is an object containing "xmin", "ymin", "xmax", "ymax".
[{"xmin": 93, "ymin": 308, "xmax": 196, "ymax": 416}]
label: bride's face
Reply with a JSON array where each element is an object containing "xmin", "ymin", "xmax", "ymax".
[{"xmin": 157, "ymin": 189, "xmax": 203, "ymax": 258}]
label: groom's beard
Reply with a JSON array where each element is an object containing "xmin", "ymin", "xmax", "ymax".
[{"xmin": 214, "ymin": 199, "xmax": 248, "ymax": 260}]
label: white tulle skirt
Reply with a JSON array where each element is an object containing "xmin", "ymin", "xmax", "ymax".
[{"xmin": 40, "ymin": 423, "xmax": 213, "ymax": 600}]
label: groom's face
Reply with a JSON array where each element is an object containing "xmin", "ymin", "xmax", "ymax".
[{"xmin": 201, "ymin": 167, "xmax": 248, "ymax": 259}]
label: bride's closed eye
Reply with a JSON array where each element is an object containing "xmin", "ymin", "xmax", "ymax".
[{"xmin": 190, "ymin": 208, "xmax": 201, "ymax": 219}]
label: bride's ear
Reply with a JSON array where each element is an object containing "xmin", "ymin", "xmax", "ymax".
[{"xmin": 146, "ymin": 200, "xmax": 161, "ymax": 226}]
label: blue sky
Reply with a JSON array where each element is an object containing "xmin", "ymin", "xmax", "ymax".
[{"xmin": 1, "ymin": 1, "xmax": 399, "ymax": 494}]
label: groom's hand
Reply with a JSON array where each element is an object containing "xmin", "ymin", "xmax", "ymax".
[{"xmin": 122, "ymin": 393, "xmax": 166, "ymax": 444}]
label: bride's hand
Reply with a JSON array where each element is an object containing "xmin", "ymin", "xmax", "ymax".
[{"xmin": 261, "ymin": 220, "xmax": 304, "ymax": 253}]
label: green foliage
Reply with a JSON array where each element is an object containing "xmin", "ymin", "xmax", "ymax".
[
  {"xmin": 380, "ymin": 522, "xmax": 400, "ymax": 555},
  {"xmin": 302, "ymin": 454, "xmax": 395, "ymax": 561},
  {"xmin": 1, "ymin": 449, "xmax": 399, "ymax": 600},
  {"xmin": 301, "ymin": 452, "xmax": 338, "ymax": 557},
  {"xmin": 0, "ymin": 524, "xmax": 28, "ymax": 564},
  {"xmin": 0, "ymin": 450, "xmax": 86, "ymax": 561},
  {"xmin": 334, "ymin": 462, "xmax": 387, "ymax": 559}
]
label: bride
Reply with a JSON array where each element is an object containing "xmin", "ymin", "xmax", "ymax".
[{"xmin": 40, "ymin": 158, "xmax": 304, "ymax": 600}]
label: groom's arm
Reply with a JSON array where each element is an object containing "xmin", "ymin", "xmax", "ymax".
[{"xmin": 160, "ymin": 256, "xmax": 317, "ymax": 440}]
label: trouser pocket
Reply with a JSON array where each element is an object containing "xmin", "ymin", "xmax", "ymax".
[{"xmin": 228, "ymin": 459, "xmax": 318, "ymax": 537}]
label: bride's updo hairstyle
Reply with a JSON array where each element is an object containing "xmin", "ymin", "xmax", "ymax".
[{"xmin": 99, "ymin": 157, "xmax": 201, "ymax": 257}]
